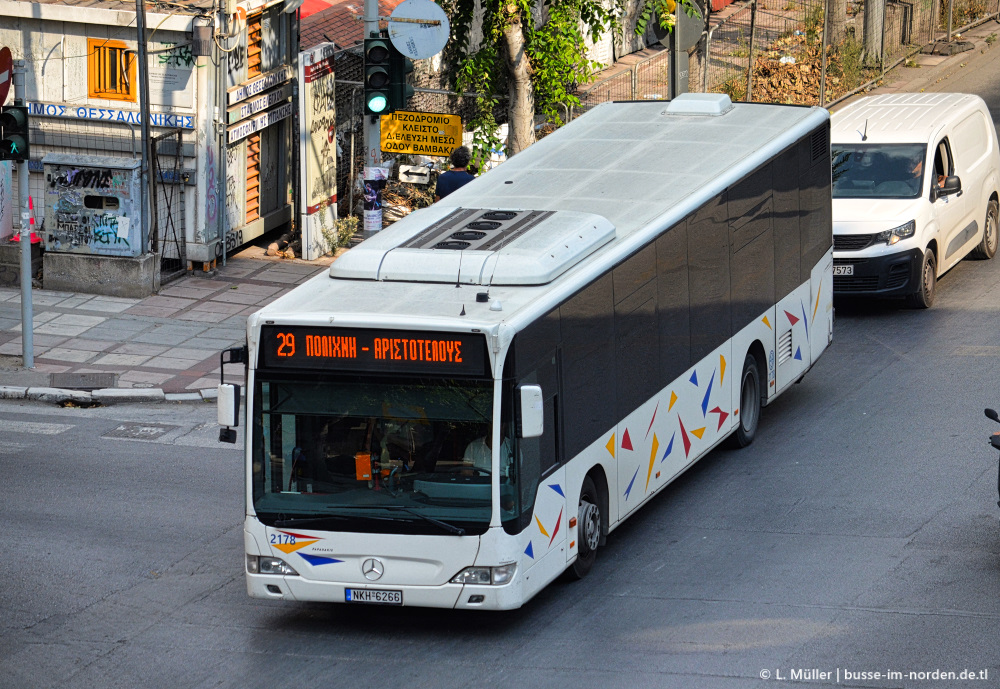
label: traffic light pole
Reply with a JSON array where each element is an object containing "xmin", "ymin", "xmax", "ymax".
[
  {"xmin": 363, "ymin": 0, "xmax": 380, "ymax": 168},
  {"xmin": 12, "ymin": 61, "xmax": 32, "ymax": 369},
  {"xmin": 363, "ymin": 0, "xmax": 382, "ymax": 237}
]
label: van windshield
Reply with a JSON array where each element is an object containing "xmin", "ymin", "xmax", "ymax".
[{"xmin": 832, "ymin": 144, "xmax": 927, "ymax": 199}]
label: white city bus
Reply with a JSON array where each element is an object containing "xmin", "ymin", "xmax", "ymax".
[{"xmin": 219, "ymin": 93, "xmax": 834, "ymax": 610}]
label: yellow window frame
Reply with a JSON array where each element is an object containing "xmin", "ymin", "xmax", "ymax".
[{"xmin": 88, "ymin": 38, "xmax": 137, "ymax": 102}]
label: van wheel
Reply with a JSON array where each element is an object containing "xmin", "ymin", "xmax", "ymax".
[
  {"xmin": 567, "ymin": 476, "xmax": 600, "ymax": 580},
  {"xmin": 727, "ymin": 353, "xmax": 761, "ymax": 448},
  {"xmin": 972, "ymin": 199, "xmax": 998, "ymax": 259},
  {"xmin": 906, "ymin": 249, "xmax": 936, "ymax": 309}
]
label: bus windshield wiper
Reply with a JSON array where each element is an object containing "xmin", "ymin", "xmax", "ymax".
[
  {"xmin": 272, "ymin": 515, "xmax": 356, "ymax": 528},
  {"xmin": 380, "ymin": 506, "xmax": 466, "ymax": 535},
  {"xmin": 275, "ymin": 508, "xmax": 465, "ymax": 535}
]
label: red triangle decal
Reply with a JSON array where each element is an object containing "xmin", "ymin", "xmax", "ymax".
[
  {"xmin": 622, "ymin": 429, "xmax": 633, "ymax": 451},
  {"xmin": 784, "ymin": 310, "xmax": 800, "ymax": 325},
  {"xmin": 549, "ymin": 508, "xmax": 563, "ymax": 546},
  {"xmin": 679, "ymin": 418, "xmax": 691, "ymax": 457},
  {"xmin": 709, "ymin": 406, "xmax": 730, "ymax": 431}
]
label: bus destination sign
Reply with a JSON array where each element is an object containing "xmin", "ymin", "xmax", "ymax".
[{"xmin": 259, "ymin": 326, "xmax": 488, "ymax": 376}]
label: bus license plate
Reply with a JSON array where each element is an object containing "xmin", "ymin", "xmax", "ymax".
[
  {"xmin": 833, "ymin": 265, "xmax": 854, "ymax": 276},
  {"xmin": 346, "ymin": 588, "xmax": 403, "ymax": 605}
]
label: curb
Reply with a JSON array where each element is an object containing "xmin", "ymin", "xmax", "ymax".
[{"xmin": 0, "ymin": 384, "xmax": 222, "ymax": 405}]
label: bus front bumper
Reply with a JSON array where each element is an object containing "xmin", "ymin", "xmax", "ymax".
[{"xmin": 246, "ymin": 573, "xmax": 525, "ymax": 610}]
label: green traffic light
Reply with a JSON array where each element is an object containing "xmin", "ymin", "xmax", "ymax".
[{"xmin": 367, "ymin": 94, "xmax": 389, "ymax": 114}]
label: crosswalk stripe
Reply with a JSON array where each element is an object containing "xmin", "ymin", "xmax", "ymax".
[{"xmin": 0, "ymin": 420, "xmax": 75, "ymax": 435}]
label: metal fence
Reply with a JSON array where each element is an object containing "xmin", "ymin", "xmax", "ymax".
[{"xmin": 576, "ymin": 0, "xmax": 1000, "ymax": 109}]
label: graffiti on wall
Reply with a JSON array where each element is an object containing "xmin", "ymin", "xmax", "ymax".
[
  {"xmin": 206, "ymin": 146, "xmax": 218, "ymax": 225},
  {"xmin": 44, "ymin": 163, "xmax": 141, "ymax": 257},
  {"xmin": 0, "ymin": 161, "xmax": 12, "ymax": 239},
  {"xmin": 225, "ymin": 145, "xmax": 243, "ymax": 233},
  {"xmin": 157, "ymin": 42, "xmax": 195, "ymax": 68}
]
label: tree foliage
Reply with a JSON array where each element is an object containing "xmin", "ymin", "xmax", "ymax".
[{"xmin": 439, "ymin": 0, "xmax": 615, "ymax": 164}]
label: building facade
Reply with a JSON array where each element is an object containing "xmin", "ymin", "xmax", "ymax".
[{"xmin": 0, "ymin": 0, "xmax": 299, "ymax": 293}]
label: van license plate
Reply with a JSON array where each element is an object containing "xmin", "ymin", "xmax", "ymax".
[
  {"xmin": 345, "ymin": 588, "xmax": 403, "ymax": 605},
  {"xmin": 833, "ymin": 265, "xmax": 854, "ymax": 276}
]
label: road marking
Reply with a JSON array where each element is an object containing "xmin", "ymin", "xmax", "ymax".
[
  {"xmin": 0, "ymin": 442, "xmax": 28, "ymax": 454},
  {"xmin": 0, "ymin": 420, "xmax": 74, "ymax": 435}
]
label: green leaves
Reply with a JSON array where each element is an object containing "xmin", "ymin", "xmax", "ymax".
[{"xmin": 441, "ymin": 0, "xmax": 613, "ymax": 160}]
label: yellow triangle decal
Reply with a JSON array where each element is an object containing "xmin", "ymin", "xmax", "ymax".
[
  {"xmin": 668, "ymin": 391, "xmax": 678, "ymax": 411},
  {"xmin": 606, "ymin": 433, "xmax": 616, "ymax": 458},
  {"xmin": 813, "ymin": 283, "xmax": 822, "ymax": 321},
  {"xmin": 273, "ymin": 539, "xmax": 318, "ymax": 554},
  {"xmin": 720, "ymin": 355, "xmax": 726, "ymax": 384},
  {"xmin": 535, "ymin": 515, "xmax": 549, "ymax": 538},
  {"xmin": 691, "ymin": 427, "xmax": 705, "ymax": 439},
  {"xmin": 762, "ymin": 315, "xmax": 771, "ymax": 329},
  {"xmin": 645, "ymin": 434, "xmax": 659, "ymax": 490}
]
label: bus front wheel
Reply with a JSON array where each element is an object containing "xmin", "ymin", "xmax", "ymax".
[
  {"xmin": 728, "ymin": 353, "xmax": 761, "ymax": 448},
  {"xmin": 568, "ymin": 476, "xmax": 601, "ymax": 580}
]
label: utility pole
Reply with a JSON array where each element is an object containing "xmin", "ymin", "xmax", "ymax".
[
  {"xmin": 135, "ymin": 0, "xmax": 153, "ymax": 261},
  {"xmin": 11, "ymin": 61, "xmax": 32, "ymax": 369},
  {"xmin": 362, "ymin": 0, "xmax": 383, "ymax": 237}
]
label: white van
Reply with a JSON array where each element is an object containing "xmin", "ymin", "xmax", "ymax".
[{"xmin": 830, "ymin": 93, "xmax": 1000, "ymax": 307}]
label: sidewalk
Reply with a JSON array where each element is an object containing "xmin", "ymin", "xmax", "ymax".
[{"xmin": 0, "ymin": 247, "xmax": 332, "ymax": 404}]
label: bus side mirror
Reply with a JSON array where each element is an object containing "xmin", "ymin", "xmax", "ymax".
[
  {"xmin": 518, "ymin": 384, "xmax": 543, "ymax": 438},
  {"xmin": 218, "ymin": 383, "xmax": 241, "ymax": 443}
]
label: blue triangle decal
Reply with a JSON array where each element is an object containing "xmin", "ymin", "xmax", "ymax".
[
  {"xmin": 660, "ymin": 431, "xmax": 675, "ymax": 463},
  {"xmin": 801, "ymin": 302, "xmax": 810, "ymax": 341},
  {"xmin": 299, "ymin": 553, "xmax": 343, "ymax": 566},
  {"xmin": 524, "ymin": 541, "xmax": 534, "ymax": 559},
  {"xmin": 624, "ymin": 465, "xmax": 639, "ymax": 500},
  {"xmin": 793, "ymin": 346, "xmax": 802, "ymax": 361},
  {"xmin": 689, "ymin": 370, "xmax": 699, "ymax": 386},
  {"xmin": 548, "ymin": 484, "xmax": 565, "ymax": 497},
  {"xmin": 701, "ymin": 370, "xmax": 716, "ymax": 417}
]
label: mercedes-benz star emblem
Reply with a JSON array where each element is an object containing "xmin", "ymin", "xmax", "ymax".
[{"xmin": 361, "ymin": 558, "xmax": 384, "ymax": 581}]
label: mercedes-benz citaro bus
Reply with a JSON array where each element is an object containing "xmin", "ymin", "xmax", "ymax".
[{"xmin": 217, "ymin": 93, "xmax": 834, "ymax": 610}]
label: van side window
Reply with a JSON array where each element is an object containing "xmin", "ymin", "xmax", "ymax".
[{"xmin": 933, "ymin": 139, "xmax": 953, "ymax": 187}]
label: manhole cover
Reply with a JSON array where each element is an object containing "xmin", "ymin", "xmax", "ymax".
[
  {"xmin": 102, "ymin": 423, "xmax": 177, "ymax": 440},
  {"xmin": 50, "ymin": 372, "xmax": 118, "ymax": 390}
]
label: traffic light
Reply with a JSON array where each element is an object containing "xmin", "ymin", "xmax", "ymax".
[
  {"xmin": 0, "ymin": 105, "xmax": 29, "ymax": 162},
  {"xmin": 364, "ymin": 36, "xmax": 391, "ymax": 116},
  {"xmin": 388, "ymin": 44, "xmax": 414, "ymax": 113}
]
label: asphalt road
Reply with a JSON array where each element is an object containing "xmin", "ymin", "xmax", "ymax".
[
  {"xmin": 4, "ymin": 47, "xmax": 1000, "ymax": 689},
  {"xmin": 2, "ymin": 251, "xmax": 999, "ymax": 689}
]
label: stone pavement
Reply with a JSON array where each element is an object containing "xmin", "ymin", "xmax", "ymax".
[{"xmin": 0, "ymin": 248, "xmax": 331, "ymax": 404}]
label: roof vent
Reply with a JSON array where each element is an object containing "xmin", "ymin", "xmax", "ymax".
[{"xmin": 664, "ymin": 93, "xmax": 734, "ymax": 117}]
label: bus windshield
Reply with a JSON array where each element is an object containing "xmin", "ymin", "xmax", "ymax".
[
  {"xmin": 832, "ymin": 144, "xmax": 927, "ymax": 199},
  {"xmin": 251, "ymin": 375, "xmax": 501, "ymax": 535}
]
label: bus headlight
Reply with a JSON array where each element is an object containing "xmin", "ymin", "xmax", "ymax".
[
  {"xmin": 876, "ymin": 220, "xmax": 916, "ymax": 245},
  {"xmin": 451, "ymin": 564, "xmax": 517, "ymax": 585},
  {"xmin": 247, "ymin": 555, "xmax": 299, "ymax": 576}
]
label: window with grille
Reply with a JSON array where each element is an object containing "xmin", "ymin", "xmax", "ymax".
[{"xmin": 88, "ymin": 39, "xmax": 136, "ymax": 102}]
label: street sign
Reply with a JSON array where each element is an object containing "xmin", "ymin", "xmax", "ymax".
[
  {"xmin": 388, "ymin": 0, "xmax": 450, "ymax": 60},
  {"xmin": 0, "ymin": 47, "xmax": 12, "ymax": 105},
  {"xmin": 379, "ymin": 110, "xmax": 462, "ymax": 156}
]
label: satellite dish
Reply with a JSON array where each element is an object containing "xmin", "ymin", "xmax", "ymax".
[{"xmin": 387, "ymin": 0, "xmax": 450, "ymax": 60}]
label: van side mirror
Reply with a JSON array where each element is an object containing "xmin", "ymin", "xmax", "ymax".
[
  {"xmin": 218, "ymin": 383, "xmax": 241, "ymax": 443},
  {"xmin": 518, "ymin": 384, "xmax": 544, "ymax": 438},
  {"xmin": 933, "ymin": 175, "xmax": 961, "ymax": 200}
]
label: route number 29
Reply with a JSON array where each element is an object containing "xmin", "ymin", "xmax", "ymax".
[{"xmin": 276, "ymin": 332, "xmax": 295, "ymax": 357}]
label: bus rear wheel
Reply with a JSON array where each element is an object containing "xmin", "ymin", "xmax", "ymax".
[
  {"xmin": 567, "ymin": 476, "xmax": 600, "ymax": 580},
  {"xmin": 728, "ymin": 353, "xmax": 761, "ymax": 448}
]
